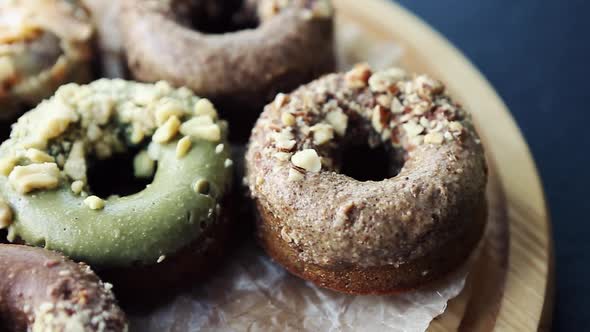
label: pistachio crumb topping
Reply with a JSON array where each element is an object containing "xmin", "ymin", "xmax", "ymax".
[
  {"xmin": 193, "ymin": 98, "xmax": 217, "ymax": 119},
  {"xmin": 152, "ymin": 115, "xmax": 181, "ymax": 143},
  {"xmin": 175, "ymin": 136, "xmax": 192, "ymax": 158},
  {"xmin": 83, "ymin": 196, "xmax": 105, "ymax": 210},
  {"xmin": 0, "ymin": 198, "xmax": 13, "ymax": 229},
  {"xmin": 70, "ymin": 180, "xmax": 84, "ymax": 195},
  {"xmin": 8, "ymin": 163, "xmax": 60, "ymax": 194}
]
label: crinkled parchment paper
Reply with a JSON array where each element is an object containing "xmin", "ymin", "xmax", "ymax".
[{"xmin": 82, "ymin": 3, "xmax": 469, "ymax": 330}]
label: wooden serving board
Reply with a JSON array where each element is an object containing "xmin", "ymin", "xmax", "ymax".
[{"xmin": 332, "ymin": 0, "xmax": 554, "ymax": 330}]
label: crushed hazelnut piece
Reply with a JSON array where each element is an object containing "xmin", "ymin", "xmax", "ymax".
[
  {"xmin": 70, "ymin": 180, "xmax": 84, "ymax": 195},
  {"xmin": 391, "ymin": 97, "xmax": 404, "ymax": 113},
  {"xmin": 288, "ymin": 168, "xmax": 304, "ymax": 181},
  {"xmin": 175, "ymin": 136, "xmax": 192, "ymax": 158},
  {"xmin": 274, "ymin": 151, "xmax": 292, "ymax": 161},
  {"xmin": 368, "ymin": 67, "xmax": 406, "ymax": 92},
  {"xmin": 325, "ymin": 110, "xmax": 348, "ymax": 136},
  {"xmin": 424, "ymin": 132, "xmax": 444, "ymax": 145},
  {"xmin": 153, "ymin": 115, "xmax": 181, "ymax": 143},
  {"xmin": 180, "ymin": 117, "xmax": 221, "ymax": 142},
  {"xmin": 83, "ymin": 196, "xmax": 105, "ymax": 210},
  {"xmin": 274, "ymin": 93, "xmax": 290, "ymax": 109},
  {"xmin": 291, "ymin": 149, "xmax": 321, "ymax": 172},
  {"xmin": 448, "ymin": 121, "xmax": 463, "ymax": 132},
  {"xmin": 25, "ymin": 149, "xmax": 54, "ymax": 163},
  {"xmin": 0, "ymin": 198, "xmax": 13, "ymax": 229},
  {"xmin": 275, "ymin": 138, "xmax": 296, "ymax": 150},
  {"xmin": 8, "ymin": 163, "xmax": 60, "ymax": 194},
  {"xmin": 194, "ymin": 98, "xmax": 217, "ymax": 119},
  {"xmin": 310, "ymin": 123, "xmax": 334, "ymax": 145},
  {"xmin": 345, "ymin": 63, "xmax": 372, "ymax": 88},
  {"xmin": 215, "ymin": 143, "xmax": 224, "ymax": 154},
  {"xmin": 402, "ymin": 122, "xmax": 424, "ymax": 137},
  {"xmin": 281, "ymin": 112, "xmax": 296, "ymax": 126},
  {"xmin": 193, "ymin": 179, "xmax": 209, "ymax": 195}
]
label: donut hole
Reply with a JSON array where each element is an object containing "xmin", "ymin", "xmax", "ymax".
[
  {"xmin": 87, "ymin": 148, "xmax": 155, "ymax": 198},
  {"xmin": 339, "ymin": 142, "xmax": 404, "ymax": 182},
  {"xmin": 175, "ymin": 0, "xmax": 259, "ymax": 34}
]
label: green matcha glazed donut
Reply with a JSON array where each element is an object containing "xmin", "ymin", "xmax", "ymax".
[{"xmin": 0, "ymin": 79, "xmax": 233, "ymax": 292}]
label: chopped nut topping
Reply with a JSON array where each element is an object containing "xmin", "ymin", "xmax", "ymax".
[
  {"xmin": 345, "ymin": 63, "xmax": 372, "ymax": 89},
  {"xmin": 193, "ymin": 179, "xmax": 209, "ymax": 195},
  {"xmin": 311, "ymin": 0, "xmax": 333, "ymax": 18},
  {"xmin": 133, "ymin": 150, "xmax": 155, "ymax": 178},
  {"xmin": 193, "ymin": 98, "xmax": 217, "ymax": 119},
  {"xmin": 371, "ymin": 106, "xmax": 384, "ymax": 132},
  {"xmin": 368, "ymin": 67, "xmax": 406, "ymax": 92},
  {"xmin": 83, "ymin": 195, "xmax": 105, "ymax": 210},
  {"xmin": 291, "ymin": 149, "xmax": 321, "ymax": 172},
  {"xmin": 0, "ymin": 198, "xmax": 13, "ymax": 229},
  {"xmin": 281, "ymin": 112, "xmax": 296, "ymax": 126},
  {"xmin": 448, "ymin": 121, "xmax": 463, "ymax": 132},
  {"xmin": 274, "ymin": 151, "xmax": 292, "ymax": 161},
  {"xmin": 215, "ymin": 144, "xmax": 224, "ymax": 154},
  {"xmin": 274, "ymin": 93, "xmax": 290, "ymax": 109},
  {"xmin": 0, "ymin": 157, "xmax": 16, "ymax": 176},
  {"xmin": 310, "ymin": 123, "xmax": 334, "ymax": 145},
  {"xmin": 391, "ymin": 97, "xmax": 404, "ymax": 114},
  {"xmin": 63, "ymin": 141, "xmax": 86, "ymax": 181},
  {"xmin": 70, "ymin": 180, "xmax": 84, "ymax": 195},
  {"xmin": 8, "ymin": 163, "xmax": 60, "ymax": 194},
  {"xmin": 180, "ymin": 117, "xmax": 221, "ymax": 142},
  {"xmin": 377, "ymin": 94, "xmax": 392, "ymax": 108},
  {"xmin": 152, "ymin": 115, "xmax": 181, "ymax": 143},
  {"xmin": 424, "ymin": 132, "xmax": 444, "ymax": 145},
  {"xmin": 224, "ymin": 159, "xmax": 233, "ymax": 168},
  {"xmin": 325, "ymin": 110, "xmax": 348, "ymax": 136},
  {"xmin": 175, "ymin": 136, "xmax": 192, "ymax": 158},
  {"xmin": 155, "ymin": 99, "xmax": 185, "ymax": 126},
  {"xmin": 288, "ymin": 168, "xmax": 304, "ymax": 181},
  {"xmin": 157, "ymin": 255, "xmax": 166, "ymax": 263},
  {"xmin": 25, "ymin": 149, "xmax": 54, "ymax": 163},
  {"xmin": 402, "ymin": 122, "xmax": 424, "ymax": 137}
]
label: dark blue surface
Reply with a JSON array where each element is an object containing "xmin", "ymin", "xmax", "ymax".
[{"xmin": 393, "ymin": 0, "xmax": 590, "ymax": 330}]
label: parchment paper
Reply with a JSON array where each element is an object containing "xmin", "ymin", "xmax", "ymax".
[{"xmin": 81, "ymin": 2, "xmax": 470, "ymax": 330}]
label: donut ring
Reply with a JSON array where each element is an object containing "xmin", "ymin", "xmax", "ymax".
[
  {"xmin": 120, "ymin": 0, "xmax": 335, "ymax": 114},
  {"xmin": 0, "ymin": 244, "xmax": 126, "ymax": 332},
  {"xmin": 0, "ymin": 0, "xmax": 94, "ymax": 119},
  {"xmin": 246, "ymin": 64, "xmax": 488, "ymax": 294},
  {"xmin": 0, "ymin": 79, "xmax": 232, "ymax": 292}
]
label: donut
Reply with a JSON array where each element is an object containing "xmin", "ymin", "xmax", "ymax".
[
  {"xmin": 245, "ymin": 64, "xmax": 488, "ymax": 294},
  {"xmin": 0, "ymin": 244, "xmax": 127, "ymax": 332},
  {"xmin": 119, "ymin": 0, "xmax": 335, "ymax": 137},
  {"xmin": 0, "ymin": 79, "xmax": 233, "ymax": 293},
  {"xmin": 0, "ymin": 0, "xmax": 94, "ymax": 119}
]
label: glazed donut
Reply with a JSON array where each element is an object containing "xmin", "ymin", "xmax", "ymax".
[
  {"xmin": 0, "ymin": 244, "xmax": 126, "ymax": 332},
  {"xmin": 0, "ymin": 79, "xmax": 233, "ymax": 293},
  {"xmin": 0, "ymin": 0, "xmax": 94, "ymax": 119},
  {"xmin": 245, "ymin": 64, "xmax": 488, "ymax": 294},
  {"xmin": 119, "ymin": 0, "xmax": 335, "ymax": 131}
]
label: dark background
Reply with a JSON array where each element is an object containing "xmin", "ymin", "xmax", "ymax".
[{"xmin": 394, "ymin": 0, "xmax": 589, "ymax": 330}]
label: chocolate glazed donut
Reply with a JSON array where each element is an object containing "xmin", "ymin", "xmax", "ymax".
[
  {"xmin": 120, "ymin": 0, "xmax": 335, "ymax": 139},
  {"xmin": 246, "ymin": 65, "xmax": 488, "ymax": 294},
  {"xmin": 0, "ymin": 244, "xmax": 127, "ymax": 332}
]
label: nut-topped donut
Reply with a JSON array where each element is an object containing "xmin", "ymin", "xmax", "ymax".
[
  {"xmin": 119, "ymin": 0, "xmax": 335, "ymax": 133},
  {"xmin": 245, "ymin": 64, "xmax": 488, "ymax": 294},
  {"xmin": 0, "ymin": 244, "xmax": 127, "ymax": 332},
  {"xmin": 0, "ymin": 0, "xmax": 94, "ymax": 119},
  {"xmin": 0, "ymin": 79, "xmax": 233, "ymax": 294}
]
